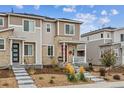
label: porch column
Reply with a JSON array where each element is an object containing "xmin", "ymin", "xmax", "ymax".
[
  {"xmin": 22, "ymin": 41, "xmax": 24, "ymax": 64},
  {"xmin": 84, "ymin": 43, "xmax": 87, "ymax": 63},
  {"xmin": 10, "ymin": 39, "xmax": 12, "ymax": 65},
  {"xmin": 63, "ymin": 42, "xmax": 65, "ymax": 63}
]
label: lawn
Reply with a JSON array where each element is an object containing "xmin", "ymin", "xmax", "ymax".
[{"xmin": 0, "ymin": 69, "xmax": 17, "ymax": 88}]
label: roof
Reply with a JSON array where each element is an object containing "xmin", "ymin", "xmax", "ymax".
[
  {"xmin": 0, "ymin": 27, "xmax": 14, "ymax": 33},
  {"xmin": 99, "ymin": 42, "xmax": 121, "ymax": 47},
  {"xmin": 58, "ymin": 18, "xmax": 82, "ymax": 24},
  {"xmin": 0, "ymin": 12, "xmax": 82, "ymax": 23},
  {"xmin": 59, "ymin": 40, "xmax": 86, "ymax": 44},
  {"xmin": 81, "ymin": 27, "xmax": 117, "ymax": 37}
]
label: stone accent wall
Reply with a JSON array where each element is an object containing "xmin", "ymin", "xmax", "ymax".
[{"xmin": 0, "ymin": 30, "xmax": 13, "ymax": 66}]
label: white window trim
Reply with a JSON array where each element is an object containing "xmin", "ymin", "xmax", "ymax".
[
  {"xmin": 22, "ymin": 19, "xmax": 36, "ymax": 32},
  {"xmin": 64, "ymin": 23, "xmax": 75, "ymax": 36},
  {"xmin": 46, "ymin": 23, "xmax": 51, "ymax": 32},
  {"xmin": 47, "ymin": 45, "xmax": 54, "ymax": 57},
  {"xmin": 24, "ymin": 44, "xmax": 33, "ymax": 56},
  {"xmin": 0, "ymin": 17, "xmax": 4, "ymax": 27},
  {"xmin": 114, "ymin": 48, "xmax": 120, "ymax": 57},
  {"xmin": 0, "ymin": 38, "xmax": 6, "ymax": 51}
]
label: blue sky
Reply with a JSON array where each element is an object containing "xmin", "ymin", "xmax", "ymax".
[{"xmin": 0, "ymin": 5, "xmax": 123, "ymax": 34}]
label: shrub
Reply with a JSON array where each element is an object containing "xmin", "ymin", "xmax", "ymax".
[
  {"xmin": 65, "ymin": 63, "xmax": 78, "ymax": 82},
  {"xmin": 51, "ymin": 76, "xmax": 56, "ymax": 79},
  {"xmin": 104, "ymin": 77, "xmax": 110, "ymax": 81},
  {"xmin": 100, "ymin": 49, "xmax": 116, "ymax": 67},
  {"xmin": 39, "ymin": 77, "xmax": 44, "ymax": 80},
  {"xmin": 79, "ymin": 66, "xmax": 86, "ymax": 81},
  {"xmin": 28, "ymin": 67, "xmax": 36, "ymax": 75},
  {"xmin": 2, "ymin": 83, "xmax": 9, "ymax": 86},
  {"xmin": 99, "ymin": 68, "xmax": 106, "ymax": 76},
  {"xmin": 54, "ymin": 67, "xmax": 60, "ymax": 72},
  {"xmin": 49, "ymin": 79, "xmax": 54, "ymax": 84},
  {"xmin": 113, "ymin": 75, "xmax": 121, "ymax": 80}
]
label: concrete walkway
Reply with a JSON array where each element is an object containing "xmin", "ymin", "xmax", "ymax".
[
  {"xmin": 53, "ymin": 81, "xmax": 124, "ymax": 88},
  {"xmin": 12, "ymin": 66, "xmax": 37, "ymax": 88}
]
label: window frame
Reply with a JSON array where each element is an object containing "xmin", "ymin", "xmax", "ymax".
[
  {"xmin": 64, "ymin": 23, "xmax": 75, "ymax": 36},
  {"xmin": 0, "ymin": 17, "xmax": 4, "ymax": 27},
  {"xmin": 24, "ymin": 44, "xmax": 33, "ymax": 56},
  {"xmin": 47, "ymin": 45, "xmax": 54, "ymax": 57},
  {"xmin": 46, "ymin": 23, "xmax": 51, "ymax": 32},
  {"xmin": 0, "ymin": 38, "xmax": 5, "ymax": 51},
  {"xmin": 101, "ymin": 33, "xmax": 103, "ymax": 38},
  {"xmin": 121, "ymin": 34, "xmax": 124, "ymax": 42},
  {"xmin": 23, "ymin": 19, "xmax": 35, "ymax": 32}
]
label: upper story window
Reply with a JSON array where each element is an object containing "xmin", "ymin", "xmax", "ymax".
[
  {"xmin": 23, "ymin": 20, "xmax": 35, "ymax": 32},
  {"xmin": 121, "ymin": 34, "xmax": 124, "ymax": 42},
  {"xmin": 65, "ymin": 24, "xmax": 75, "ymax": 35},
  {"xmin": 0, "ymin": 39, "xmax": 5, "ymax": 50},
  {"xmin": 48, "ymin": 45, "xmax": 54, "ymax": 56},
  {"xmin": 101, "ymin": 33, "xmax": 103, "ymax": 38},
  {"xmin": 87, "ymin": 37, "xmax": 89, "ymax": 41},
  {"xmin": 46, "ymin": 23, "xmax": 51, "ymax": 32},
  {"xmin": 107, "ymin": 33, "xmax": 110, "ymax": 38},
  {"xmin": 0, "ymin": 17, "xmax": 4, "ymax": 27}
]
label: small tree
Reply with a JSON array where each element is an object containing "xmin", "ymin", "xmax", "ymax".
[{"xmin": 100, "ymin": 49, "xmax": 116, "ymax": 75}]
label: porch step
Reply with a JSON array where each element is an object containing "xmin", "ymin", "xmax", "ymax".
[
  {"xmin": 91, "ymin": 78, "xmax": 105, "ymax": 82},
  {"xmin": 16, "ymin": 76, "xmax": 32, "ymax": 80},
  {"xmin": 18, "ymin": 84, "xmax": 37, "ymax": 88},
  {"xmin": 18, "ymin": 79, "xmax": 34, "ymax": 85},
  {"xmin": 12, "ymin": 67, "xmax": 25, "ymax": 70},
  {"xmin": 14, "ymin": 72, "xmax": 29, "ymax": 76},
  {"xmin": 13, "ymin": 70, "xmax": 27, "ymax": 73}
]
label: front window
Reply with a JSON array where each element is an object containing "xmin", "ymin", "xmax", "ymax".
[
  {"xmin": 48, "ymin": 46, "xmax": 53, "ymax": 56},
  {"xmin": 24, "ymin": 20, "xmax": 34, "ymax": 32},
  {"xmin": 121, "ymin": 34, "xmax": 124, "ymax": 42},
  {"xmin": 65, "ymin": 24, "xmax": 75, "ymax": 35},
  {"xmin": 24, "ymin": 45, "xmax": 33, "ymax": 55},
  {"xmin": 0, "ymin": 39, "xmax": 4, "ymax": 50},
  {"xmin": 46, "ymin": 24, "xmax": 51, "ymax": 32},
  {"xmin": 101, "ymin": 34, "xmax": 103, "ymax": 38},
  {"xmin": 0, "ymin": 18, "xmax": 4, "ymax": 26}
]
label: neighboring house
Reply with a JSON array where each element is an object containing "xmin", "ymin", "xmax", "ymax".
[
  {"xmin": 81, "ymin": 27, "xmax": 124, "ymax": 66},
  {"xmin": 0, "ymin": 12, "xmax": 86, "ymax": 68}
]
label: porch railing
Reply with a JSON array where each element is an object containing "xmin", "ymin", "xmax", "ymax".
[{"xmin": 72, "ymin": 56, "xmax": 85, "ymax": 64}]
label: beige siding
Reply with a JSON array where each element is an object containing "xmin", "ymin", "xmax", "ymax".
[
  {"xmin": 0, "ymin": 16, "xmax": 8, "ymax": 30},
  {"xmin": 0, "ymin": 30, "xmax": 13, "ymax": 66},
  {"xmin": 10, "ymin": 15, "xmax": 41, "ymax": 27},
  {"xmin": 58, "ymin": 21, "xmax": 80, "ymax": 41},
  {"xmin": 42, "ymin": 21, "xmax": 56, "ymax": 45}
]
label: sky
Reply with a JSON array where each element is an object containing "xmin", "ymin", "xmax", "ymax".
[{"xmin": 0, "ymin": 5, "xmax": 123, "ymax": 34}]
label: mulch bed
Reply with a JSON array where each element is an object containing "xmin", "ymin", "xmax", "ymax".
[
  {"xmin": 110, "ymin": 66, "xmax": 124, "ymax": 73},
  {"xmin": 27, "ymin": 67, "xmax": 65, "ymax": 75},
  {"xmin": 0, "ymin": 69, "xmax": 15, "ymax": 78}
]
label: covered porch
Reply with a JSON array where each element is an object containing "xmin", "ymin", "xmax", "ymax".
[{"xmin": 58, "ymin": 40, "xmax": 86, "ymax": 65}]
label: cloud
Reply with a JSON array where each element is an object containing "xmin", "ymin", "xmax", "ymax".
[
  {"xmin": 92, "ymin": 10, "xmax": 97, "ymax": 14},
  {"xmin": 101, "ymin": 10, "xmax": 107, "ymax": 16},
  {"xmin": 15, "ymin": 5, "xmax": 23, "ymax": 9},
  {"xmin": 34, "ymin": 5, "xmax": 40, "ymax": 10},
  {"xmin": 75, "ymin": 13, "xmax": 97, "ymax": 24},
  {"xmin": 111, "ymin": 9, "xmax": 119, "ymax": 15},
  {"xmin": 75, "ymin": 13, "xmax": 97, "ymax": 34},
  {"xmin": 63, "ymin": 6, "xmax": 76, "ymax": 12},
  {"xmin": 98, "ymin": 17, "xmax": 111, "ymax": 25}
]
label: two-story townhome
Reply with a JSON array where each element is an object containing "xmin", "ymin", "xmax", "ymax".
[
  {"xmin": 0, "ymin": 12, "xmax": 86, "ymax": 68},
  {"xmin": 81, "ymin": 27, "xmax": 122, "ymax": 65}
]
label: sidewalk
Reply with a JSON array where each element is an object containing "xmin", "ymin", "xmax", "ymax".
[{"xmin": 53, "ymin": 81, "xmax": 124, "ymax": 88}]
